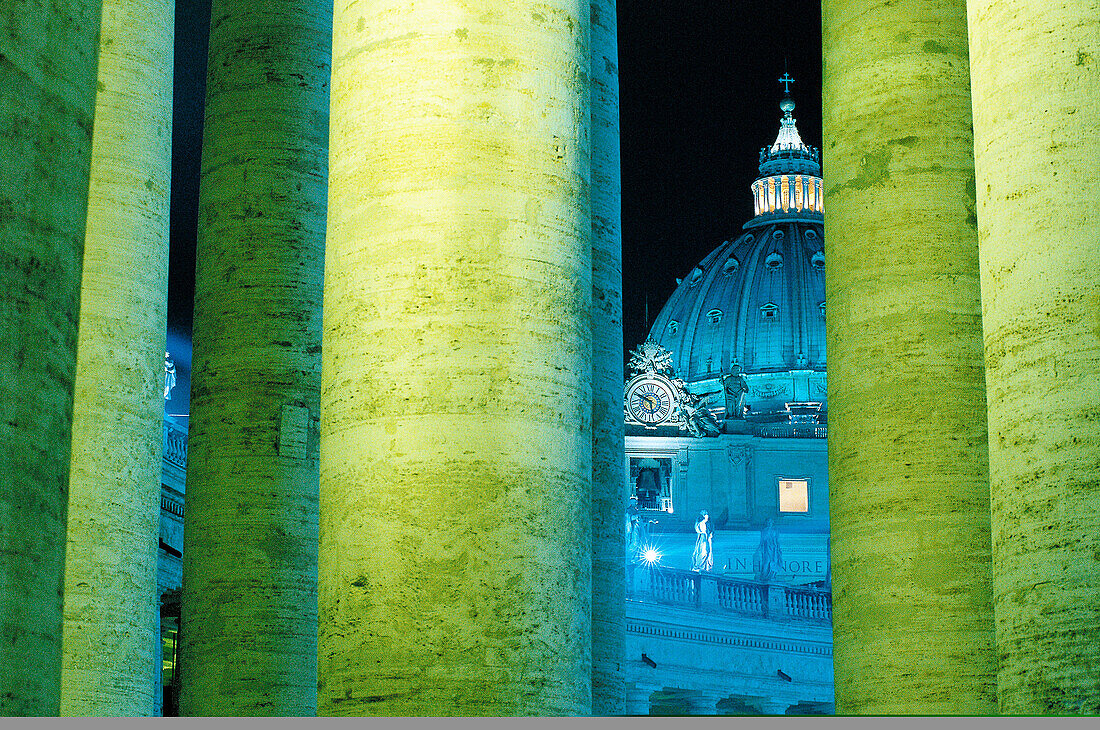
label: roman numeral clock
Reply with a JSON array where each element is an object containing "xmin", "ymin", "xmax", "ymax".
[
  {"xmin": 624, "ymin": 338, "xmax": 684, "ymax": 428},
  {"xmin": 626, "ymin": 377, "xmax": 675, "ymax": 425}
]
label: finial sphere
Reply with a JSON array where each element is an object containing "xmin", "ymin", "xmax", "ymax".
[{"xmin": 780, "ymin": 96, "xmax": 795, "ymax": 113}]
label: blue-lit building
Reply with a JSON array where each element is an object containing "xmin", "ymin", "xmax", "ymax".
[{"xmin": 621, "ymin": 91, "xmax": 834, "ymax": 715}]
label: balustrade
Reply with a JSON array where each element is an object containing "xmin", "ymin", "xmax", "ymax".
[{"xmin": 631, "ymin": 566, "xmax": 831, "ymax": 623}]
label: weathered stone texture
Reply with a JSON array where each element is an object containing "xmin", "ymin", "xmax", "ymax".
[
  {"xmin": 319, "ymin": 1, "xmax": 593, "ymax": 716},
  {"xmin": 822, "ymin": 0, "xmax": 997, "ymax": 713},
  {"xmin": 589, "ymin": 0, "xmax": 626, "ymax": 715},
  {"xmin": 59, "ymin": 0, "xmax": 173, "ymax": 716},
  {"xmin": 179, "ymin": 0, "xmax": 330, "ymax": 716},
  {"xmin": 968, "ymin": 0, "xmax": 1100, "ymax": 714},
  {"xmin": 0, "ymin": 1, "xmax": 101, "ymax": 716}
]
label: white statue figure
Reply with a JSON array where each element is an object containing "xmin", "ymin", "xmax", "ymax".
[
  {"xmin": 691, "ymin": 510, "xmax": 713, "ymax": 572},
  {"xmin": 164, "ymin": 351, "xmax": 177, "ymax": 401},
  {"xmin": 753, "ymin": 517, "xmax": 783, "ymax": 582}
]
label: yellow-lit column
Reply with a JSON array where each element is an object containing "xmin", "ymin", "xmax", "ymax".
[
  {"xmin": 178, "ymin": 0, "xmax": 330, "ymax": 716},
  {"xmin": 822, "ymin": 0, "xmax": 997, "ymax": 713},
  {"xmin": 320, "ymin": 1, "xmax": 593, "ymax": 716},
  {"xmin": 0, "ymin": 1, "xmax": 101, "ymax": 716},
  {"xmin": 589, "ymin": 0, "xmax": 625, "ymax": 715},
  {"xmin": 59, "ymin": 0, "xmax": 173, "ymax": 715},
  {"xmin": 967, "ymin": 0, "xmax": 1100, "ymax": 715}
]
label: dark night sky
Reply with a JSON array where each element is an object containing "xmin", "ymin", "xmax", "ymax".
[{"xmin": 164, "ymin": 1, "xmax": 822, "ymax": 407}]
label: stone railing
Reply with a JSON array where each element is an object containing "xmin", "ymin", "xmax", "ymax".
[
  {"xmin": 630, "ymin": 565, "xmax": 831, "ymax": 623},
  {"xmin": 754, "ymin": 424, "xmax": 828, "ymax": 439},
  {"xmin": 163, "ymin": 419, "xmax": 188, "ymax": 469}
]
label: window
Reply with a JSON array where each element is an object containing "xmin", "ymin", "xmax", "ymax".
[
  {"xmin": 761, "ymin": 302, "xmax": 778, "ymax": 320},
  {"xmin": 765, "ymin": 252, "xmax": 783, "ymax": 270},
  {"xmin": 811, "ymin": 251, "xmax": 825, "ymax": 269},
  {"xmin": 668, "ymin": 320, "xmax": 679, "ymax": 335},
  {"xmin": 779, "ymin": 479, "xmax": 809, "ymax": 513},
  {"xmin": 722, "ymin": 257, "xmax": 739, "ymax": 275},
  {"xmin": 707, "ymin": 308, "xmax": 723, "ymax": 324}
]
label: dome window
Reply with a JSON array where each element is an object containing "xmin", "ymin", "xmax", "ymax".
[
  {"xmin": 722, "ymin": 257, "xmax": 739, "ymax": 275},
  {"xmin": 819, "ymin": 301, "xmax": 826, "ymax": 316},
  {"xmin": 706, "ymin": 309, "xmax": 723, "ymax": 325},
  {"xmin": 772, "ymin": 229, "xmax": 785, "ymax": 240},
  {"xmin": 765, "ymin": 252, "xmax": 783, "ymax": 271},
  {"xmin": 811, "ymin": 251, "xmax": 825, "ymax": 269},
  {"xmin": 668, "ymin": 320, "xmax": 679, "ymax": 334},
  {"xmin": 805, "ymin": 229, "xmax": 818, "ymax": 239},
  {"xmin": 761, "ymin": 302, "xmax": 779, "ymax": 320},
  {"xmin": 689, "ymin": 266, "xmax": 704, "ymax": 285}
]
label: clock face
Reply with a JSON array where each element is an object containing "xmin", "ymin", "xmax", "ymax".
[{"xmin": 627, "ymin": 379, "xmax": 674, "ymax": 424}]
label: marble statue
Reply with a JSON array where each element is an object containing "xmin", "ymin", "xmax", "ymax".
[
  {"xmin": 691, "ymin": 510, "xmax": 713, "ymax": 572},
  {"xmin": 753, "ymin": 518, "xmax": 783, "ymax": 582},
  {"xmin": 721, "ymin": 363, "xmax": 749, "ymax": 419},
  {"xmin": 164, "ymin": 351, "xmax": 176, "ymax": 400}
]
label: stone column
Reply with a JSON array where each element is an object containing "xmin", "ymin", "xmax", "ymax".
[
  {"xmin": 178, "ymin": 0, "xmax": 330, "ymax": 716},
  {"xmin": 59, "ymin": 0, "xmax": 173, "ymax": 716},
  {"xmin": 319, "ymin": 1, "xmax": 593, "ymax": 716},
  {"xmin": 822, "ymin": 0, "xmax": 997, "ymax": 713},
  {"xmin": 589, "ymin": 0, "xmax": 626, "ymax": 716},
  {"xmin": 0, "ymin": 1, "xmax": 102, "ymax": 716},
  {"xmin": 967, "ymin": 0, "xmax": 1100, "ymax": 715}
]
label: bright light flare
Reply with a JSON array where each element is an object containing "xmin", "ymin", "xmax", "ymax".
[{"xmin": 642, "ymin": 547, "xmax": 661, "ymax": 565}]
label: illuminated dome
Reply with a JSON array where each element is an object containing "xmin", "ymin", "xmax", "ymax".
[{"xmin": 645, "ymin": 88, "xmax": 826, "ymax": 421}]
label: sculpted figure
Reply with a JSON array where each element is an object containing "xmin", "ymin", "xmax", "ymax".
[
  {"xmin": 691, "ymin": 510, "xmax": 713, "ymax": 572},
  {"xmin": 625, "ymin": 495, "xmax": 640, "ymax": 552},
  {"xmin": 721, "ymin": 363, "xmax": 749, "ymax": 419},
  {"xmin": 164, "ymin": 351, "xmax": 177, "ymax": 400},
  {"xmin": 752, "ymin": 517, "xmax": 783, "ymax": 582},
  {"xmin": 672, "ymin": 378, "xmax": 721, "ymax": 438}
]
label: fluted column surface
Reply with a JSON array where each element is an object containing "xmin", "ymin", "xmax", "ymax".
[
  {"xmin": 320, "ymin": 1, "xmax": 593, "ymax": 716},
  {"xmin": 59, "ymin": 0, "xmax": 173, "ymax": 715},
  {"xmin": 968, "ymin": 0, "xmax": 1100, "ymax": 714},
  {"xmin": 588, "ymin": 0, "xmax": 625, "ymax": 716},
  {"xmin": 179, "ymin": 0, "xmax": 330, "ymax": 716},
  {"xmin": 822, "ymin": 0, "xmax": 997, "ymax": 713},
  {"xmin": 0, "ymin": 1, "xmax": 101, "ymax": 716}
]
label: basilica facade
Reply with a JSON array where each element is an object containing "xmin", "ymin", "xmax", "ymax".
[{"xmin": 619, "ymin": 94, "xmax": 833, "ymax": 714}]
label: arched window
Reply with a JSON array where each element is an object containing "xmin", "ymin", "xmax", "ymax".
[
  {"xmin": 707, "ymin": 308, "xmax": 723, "ymax": 325},
  {"xmin": 761, "ymin": 302, "xmax": 779, "ymax": 320}
]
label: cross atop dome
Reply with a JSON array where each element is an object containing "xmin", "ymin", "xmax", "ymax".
[{"xmin": 778, "ymin": 72, "xmax": 795, "ymax": 94}]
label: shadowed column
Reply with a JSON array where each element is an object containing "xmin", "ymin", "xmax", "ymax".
[
  {"xmin": 319, "ymin": 1, "xmax": 593, "ymax": 716},
  {"xmin": 822, "ymin": 0, "xmax": 997, "ymax": 713},
  {"xmin": 968, "ymin": 0, "xmax": 1100, "ymax": 714},
  {"xmin": 0, "ymin": 1, "xmax": 101, "ymax": 716},
  {"xmin": 589, "ymin": 0, "xmax": 626, "ymax": 716},
  {"xmin": 59, "ymin": 0, "xmax": 173, "ymax": 715},
  {"xmin": 179, "ymin": 0, "xmax": 330, "ymax": 716}
]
